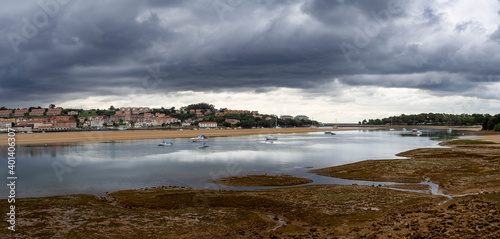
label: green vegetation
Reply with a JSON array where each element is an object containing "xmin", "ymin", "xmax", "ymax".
[
  {"xmin": 495, "ymin": 123, "xmax": 500, "ymax": 131},
  {"xmin": 446, "ymin": 140, "xmax": 496, "ymax": 145},
  {"xmin": 485, "ymin": 114, "xmax": 500, "ymax": 131},
  {"xmin": 77, "ymin": 111, "xmax": 99, "ymax": 118},
  {"xmin": 183, "ymin": 102, "xmax": 215, "ymax": 111},
  {"xmin": 209, "ymin": 174, "xmax": 313, "ymax": 186},
  {"xmin": 360, "ymin": 113, "xmax": 492, "ymax": 126}
]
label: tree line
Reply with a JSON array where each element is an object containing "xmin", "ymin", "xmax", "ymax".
[{"xmin": 360, "ymin": 113, "xmax": 500, "ymax": 131}]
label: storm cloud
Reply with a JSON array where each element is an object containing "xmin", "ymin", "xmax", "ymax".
[{"xmin": 1, "ymin": 0, "xmax": 500, "ymax": 109}]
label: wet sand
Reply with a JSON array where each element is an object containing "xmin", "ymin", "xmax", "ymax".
[{"xmin": 462, "ymin": 134, "xmax": 500, "ymax": 143}]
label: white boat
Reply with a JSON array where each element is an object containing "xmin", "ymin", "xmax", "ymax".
[
  {"xmin": 402, "ymin": 128, "xmax": 407, "ymax": 131},
  {"xmin": 191, "ymin": 135, "xmax": 208, "ymax": 142},
  {"xmin": 389, "ymin": 119, "xmax": 395, "ymax": 131},
  {"xmin": 158, "ymin": 141, "xmax": 173, "ymax": 146},
  {"xmin": 265, "ymin": 135, "xmax": 278, "ymax": 140}
]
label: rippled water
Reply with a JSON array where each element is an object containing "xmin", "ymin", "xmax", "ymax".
[{"xmin": 1, "ymin": 129, "xmax": 457, "ymax": 198}]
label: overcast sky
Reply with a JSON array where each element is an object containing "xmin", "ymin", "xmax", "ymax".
[{"xmin": 1, "ymin": 0, "xmax": 500, "ymax": 122}]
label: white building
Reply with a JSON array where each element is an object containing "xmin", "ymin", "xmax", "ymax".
[
  {"xmin": 0, "ymin": 121, "xmax": 13, "ymax": 128},
  {"xmin": 90, "ymin": 120, "xmax": 105, "ymax": 128},
  {"xmin": 199, "ymin": 122, "xmax": 217, "ymax": 128}
]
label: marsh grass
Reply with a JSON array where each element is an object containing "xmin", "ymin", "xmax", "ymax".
[{"xmin": 208, "ymin": 174, "xmax": 313, "ymax": 186}]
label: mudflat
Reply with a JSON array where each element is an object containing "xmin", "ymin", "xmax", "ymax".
[
  {"xmin": 3, "ymin": 131, "xmax": 500, "ymax": 238},
  {"xmin": 309, "ymin": 139, "xmax": 500, "ymax": 196}
]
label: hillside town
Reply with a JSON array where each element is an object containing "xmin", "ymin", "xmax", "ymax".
[{"xmin": 0, "ymin": 103, "xmax": 317, "ymax": 132}]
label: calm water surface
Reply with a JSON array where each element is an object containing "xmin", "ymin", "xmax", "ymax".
[{"xmin": 1, "ymin": 129, "xmax": 456, "ymax": 198}]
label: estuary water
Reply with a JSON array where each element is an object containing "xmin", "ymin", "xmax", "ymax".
[{"xmin": 1, "ymin": 129, "xmax": 456, "ymax": 198}]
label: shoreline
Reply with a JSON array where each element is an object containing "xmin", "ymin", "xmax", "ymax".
[{"xmin": 0, "ymin": 128, "xmax": 334, "ymax": 146}]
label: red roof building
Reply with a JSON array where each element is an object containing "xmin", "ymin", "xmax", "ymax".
[{"xmin": 50, "ymin": 116, "xmax": 75, "ymax": 123}]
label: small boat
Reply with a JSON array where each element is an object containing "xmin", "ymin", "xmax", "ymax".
[
  {"xmin": 389, "ymin": 128, "xmax": 395, "ymax": 131},
  {"xmin": 412, "ymin": 129, "xmax": 418, "ymax": 133},
  {"xmin": 158, "ymin": 141, "xmax": 173, "ymax": 146},
  {"xmin": 402, "ymin": 128, "xmax": 407, "ymax": 131},
  {"xmin": 191, "ymin": 135, "xmax": 208, "ymax": 142},
  {"xmin": 416, "ymin": 131, "xmax": 422, "ymax": 136},
  {"xmin": 325, "ymin": 131, "xmax": 331, "ymax": 134},
  {"xmin": 265, "ymin": 135, "xmax": 278, "ymax": 140}
]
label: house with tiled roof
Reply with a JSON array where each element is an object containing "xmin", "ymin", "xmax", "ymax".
[
  {"xmin": 153, "ymin": 117, "xmax": 179, "ymax": 126},
  {"xmin": 29, "ymin": 108, "xmax": 46, "ymax": 116},
  {"xmin": 0, "ymin": 119, "xmax": 14, "ymax": 128},
  {"xmin": 54, "ymin": 120, "xmax": 76, "ymax": 128},
  {"xmin": 87, "ymin": 115, "xmax": 108, "ymax": 128},
  {"xmin": 50, "ymin": 116, "xmax": 75, "ymax": 124},
  {"xmin": 16, "ymin": 118, "xmax": 49, "ymax": 123},
  {"xmin": 14, "ymin": 112, "xmax": 25, "ymax": 117},
  {"xmin": 224, "ymin": 119, "xmax": 240, "ymax": 125},
  {"xmin": 0, "ymin": 110, "xmax": 12, "ymax": 117},
  {"xmin": 17, "ymin": 120, "xmax": 51, "ymax": 129},
  {"xmin": 46, "ymin": 108, "xmax": 63, "ymax": 116},
  {"xmin": 15, "ymin": 108, "xmax": 29, "ymax": 114}
]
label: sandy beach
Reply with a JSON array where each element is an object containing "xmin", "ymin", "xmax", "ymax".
[
  {"xmin": 0, "ymin": 128, "xmax": 335, "ymax": 146},
  {"xmin": 461, "ymin": 134, "xmax": 500, "ymax": 143}
]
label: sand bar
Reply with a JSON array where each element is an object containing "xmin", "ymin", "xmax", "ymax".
[
  {"xmin": 461, "ymin": 134, "xmax": 500, "ymax": 143},
  {"xmin": 0, "ymin": 128, "xmax": 339, "ymax": 146}
]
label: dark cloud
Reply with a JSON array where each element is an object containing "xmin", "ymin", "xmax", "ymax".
[{"xmin": 0, "ymin": 0, "xmax": 499, "ymax": 107}]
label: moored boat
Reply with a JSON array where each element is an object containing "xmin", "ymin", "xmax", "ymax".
[
  {"xmin": 265, "ymin": 135, "xmax": 278, "ymax": 140},
  {"xmin": 158, "ymin": 141, "xmax": 173, "ymax": 146},
  {"xmin": 191, "ymin": 135, "xmax": 208, "ymax": 142}
]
